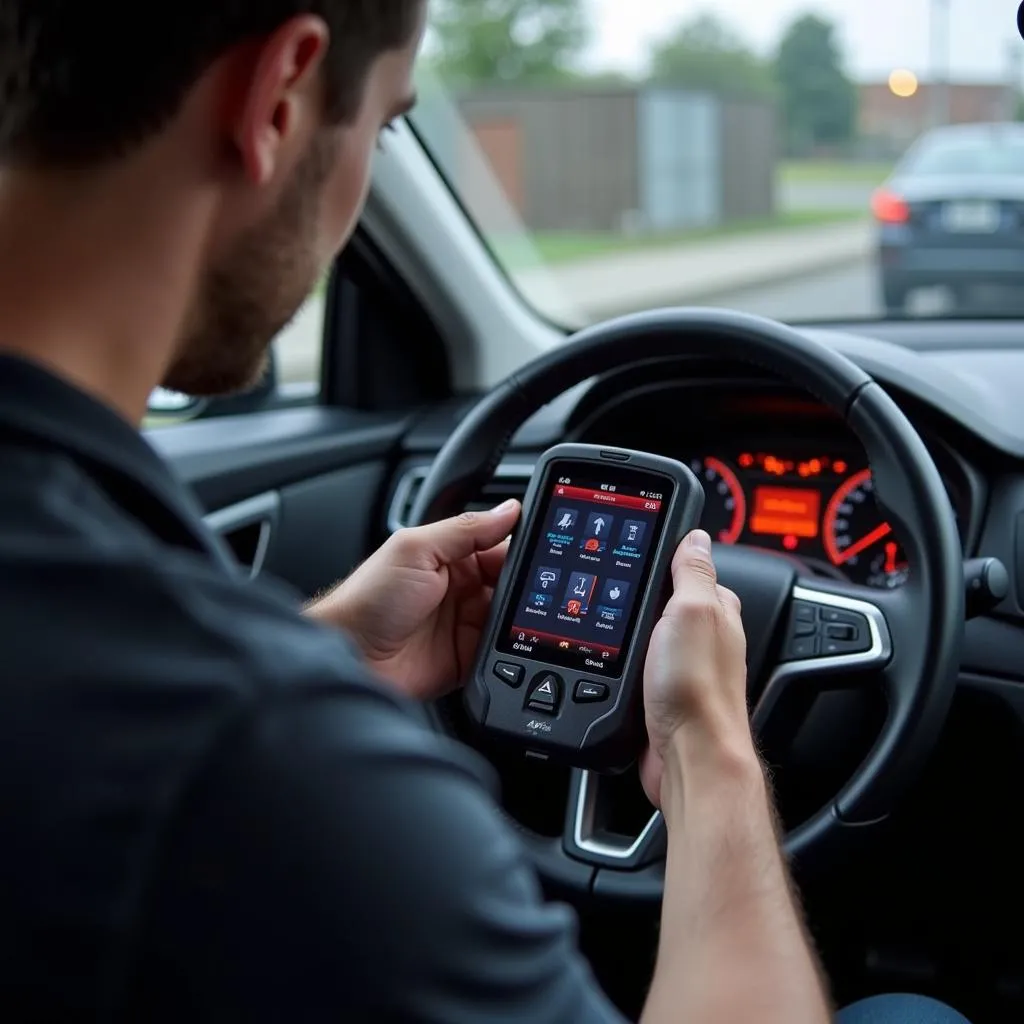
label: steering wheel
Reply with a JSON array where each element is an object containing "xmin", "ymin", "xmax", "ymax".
[{"xmin": 410, "ymin": 309, "xmax": 963, "ymax": 898}]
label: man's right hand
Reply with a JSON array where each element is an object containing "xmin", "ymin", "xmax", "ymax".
[
  {"xmin": 639, "ymin": 530, "xmax": 832, "ymax": 1023},
  {"xmin": 640, "ymin": 529, "xmax": 754, "ymax": 809}
]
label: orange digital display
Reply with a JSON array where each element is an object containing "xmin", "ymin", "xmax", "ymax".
[{"xmin": 750, "ymin": 487, "xmax": 821, "ymax": 539}]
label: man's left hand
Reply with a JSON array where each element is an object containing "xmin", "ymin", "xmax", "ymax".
[{"xmin": 308, "ymin": 501, "xmax": 521, "ymax": 701}]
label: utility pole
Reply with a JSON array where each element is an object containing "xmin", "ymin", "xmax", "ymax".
[{"xmin": 929, "ymin": 0, "xmax": 951, "ymax": 127}]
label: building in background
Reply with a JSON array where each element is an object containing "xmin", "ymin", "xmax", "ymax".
[
  {"xmin": 859, "ymin": 81, "xmax": 1016, "ymax": 153},
  {"xmin": 448, "ymin": 88, "xmax": 777, "ymax": 235}
]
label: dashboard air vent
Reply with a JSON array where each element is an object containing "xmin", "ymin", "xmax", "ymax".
[{"xmin": 388, "ymin": 462, "xmax": 535, "ymax": 533}]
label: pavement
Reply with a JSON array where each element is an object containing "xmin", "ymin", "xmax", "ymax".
[
  {"xmin": 780, "ymin": 181, "xmax": 878, "ymax": 213},
  {"xmin": 514, "ymin": 219, "xmax": 873, "ymax": 324},
  {"xmin": 274, "ymin": 218, "xmax": 875, "ymax": 384}
]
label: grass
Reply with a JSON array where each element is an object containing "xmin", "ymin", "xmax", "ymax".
[
  {"xmin": 493, "ymin": 208, "xmax": 864, "ymax": 269},
  {"xmin": 780, "ymin": 159, "xmax": 894, "ymax": 186}
]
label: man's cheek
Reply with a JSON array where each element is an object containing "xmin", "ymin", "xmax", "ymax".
[{"xmin": 326, "ymin": 147, "xmax": 373, "ymax": 254}]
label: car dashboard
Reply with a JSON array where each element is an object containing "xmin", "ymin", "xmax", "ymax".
[
  {"xmin": 394, "ymin": 372, "xmax": 982, "ymax": 595},
  {"xmin": 568, "ymin": 379, "xmax": 978, "ymax": 590}
]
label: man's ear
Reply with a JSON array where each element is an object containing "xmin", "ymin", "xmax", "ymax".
[{"xmin": 228, "ymin": 15, "xmax": 330, "ymax": 186}]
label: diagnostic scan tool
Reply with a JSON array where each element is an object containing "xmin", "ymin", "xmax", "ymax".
[{"xmin": 466, "ymin": 445, "xmax": 704, "ymax": 771}]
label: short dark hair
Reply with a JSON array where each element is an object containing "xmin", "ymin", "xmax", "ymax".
[{"xmin": 0, "ymin": 1, "xmax": 422, "ymax": 167}]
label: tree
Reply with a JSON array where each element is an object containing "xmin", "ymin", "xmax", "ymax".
[
  {"xmin": 774, "ymin": 14, "xmax": 857, "ymax": 155},
  {"xmin": 429, "ymin": 0, "xmax": 588, "ymax": 86},
  {"xmin": 648, "ymin": 13, "xmax": 776, "ymax": 98}
]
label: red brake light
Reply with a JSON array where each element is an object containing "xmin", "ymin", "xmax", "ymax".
[{"xmin": 872, "ymin": 189, "xmax": 910, "ymax": 224}]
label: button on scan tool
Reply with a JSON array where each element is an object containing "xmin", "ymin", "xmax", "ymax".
[
  {"xmin": 493, "ymin": 662, "xmax": 524, "ymax": 688},
  {"xmin": 526, "ymin": 672, "xmax": 563, "ymax": 714},
  {"xmin": 574, "ymin": 681, "xmax": 610, "ymax": 704}
]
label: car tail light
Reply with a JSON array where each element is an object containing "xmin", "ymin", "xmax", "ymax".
[{"xmin": 871, "ymin": 188, "xmax": 910, "ymax": 224}]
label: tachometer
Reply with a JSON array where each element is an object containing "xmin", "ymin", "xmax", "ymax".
[
  {"xmin": 824, "ymin": 469, "xmax": 908, "ymax": 588},
  {"xmin": 689, "ymin": 457, "xmax": 746, "ymax": 544}
]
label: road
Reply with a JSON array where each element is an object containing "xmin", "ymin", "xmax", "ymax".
[
  {"xmin": 700, "ymin": 257, "xmax": 955, "ymax": 321},
  {"xmin": 700, "ymin": 258, "xmax": 880, "ymax": 320}
]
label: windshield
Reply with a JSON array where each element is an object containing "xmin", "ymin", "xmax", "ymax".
[{"xmin": 410, "ymin": 0, "xmax": 1023, "ymax": 327}]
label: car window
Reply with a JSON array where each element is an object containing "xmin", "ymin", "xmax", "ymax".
[
  {"xmin": 274, "ymin": 286, "xmax": 326, "ymax": 393},
  {"xmin": 411, "ymin": 0, "xmax": 1020, "ymax": 326},
  {"xmin": 900, "ymin": 135, "xmax": 1024, "ymax": 176}
]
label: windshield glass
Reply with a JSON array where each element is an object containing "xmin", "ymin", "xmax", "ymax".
[
  {"xmin": 900, "ymin": 131, "xmax": 1024, "ymax": 175},
  {"xmin": 410, "ymin": 0, "xmax": 1022, "ymax": 327}
]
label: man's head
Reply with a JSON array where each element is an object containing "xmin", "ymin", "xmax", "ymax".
[{"xmin": 0, "ymin": 2, "xmax": 425, "ymax": 397}]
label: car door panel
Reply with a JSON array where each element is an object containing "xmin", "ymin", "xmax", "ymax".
[
  {"xmin": 268, "ymin": 463, "xmax": 387, "ymax": 597},
  {"xmin": 148, "ymin": 407, "xmax": 407, "ymax": 597}
]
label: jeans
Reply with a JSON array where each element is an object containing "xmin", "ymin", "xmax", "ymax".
[{"xmin": 838, "ymin": 994, "xmax": 972, "ymax": 1023}]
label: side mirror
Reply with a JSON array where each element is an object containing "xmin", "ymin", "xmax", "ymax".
[{"xmin": 146, "ymin": 387, "xmax": 208, "ymax": 423}]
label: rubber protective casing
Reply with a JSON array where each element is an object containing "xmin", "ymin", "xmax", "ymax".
[{"xmin": 465, "ymin": 444, "xmax": 704, "ymax": 772}]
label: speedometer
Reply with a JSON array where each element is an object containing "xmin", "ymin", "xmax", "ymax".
[
  {"xmin": 823, "ymin": 469, "xmax": 908, "ymax": 588},
  {"xmin": 689, "ymin": 457, "xmax": 746, "ymax": 544}
]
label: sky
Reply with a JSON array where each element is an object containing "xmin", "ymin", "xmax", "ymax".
[{"xmin": 583, "ymin": 0, "xmax": 1022, "ymax": 84}]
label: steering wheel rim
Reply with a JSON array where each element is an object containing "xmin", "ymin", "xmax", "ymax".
[{"xmin": 411, "ymin": 308, "xmax": 963, "ymax": 894}]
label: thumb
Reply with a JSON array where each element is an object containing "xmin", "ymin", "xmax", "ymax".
[
  {"xmin": 413, "ymin": 500, "xmax": 521, "ymax": 567},
  {"xmin": 670, "ymin": 530, "xmax": 719, "ymax": 596}
]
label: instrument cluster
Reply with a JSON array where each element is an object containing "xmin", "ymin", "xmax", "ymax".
[{"xmin": 688, "ymin": 449, "xmax": 909, "ymax": 589}]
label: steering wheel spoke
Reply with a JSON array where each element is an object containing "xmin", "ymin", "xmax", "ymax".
[
  {"xmin": 563, "ymin": 768, "xmax": 665, "ymax": 870},
  {"xmin": 752, "ymin": 582, "xmax": 893, "ymax": 733}
]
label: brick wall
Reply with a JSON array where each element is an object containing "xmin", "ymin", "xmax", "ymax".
[{"xmin": 859, "ymin": 82, "xmax": 1013, "ymax": 147}]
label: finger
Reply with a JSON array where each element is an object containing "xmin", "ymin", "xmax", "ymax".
[
  {"xmin": 476, "ymin": 539, "xmax": 510, "ymax": 587},
  {"xmin": 670, "ymin": 530, "xmax": 719, "ymax": 597},
  {"xmin": 401, "ymin": 501, "xmax": 521, "ymax": 569},
  {"xmin": 639, "ymin": 747, "xmax": 663, "ymax": 810},
  {"xmin": 717, "ymin": 584, "xmax": 741, "ymax": 614}
]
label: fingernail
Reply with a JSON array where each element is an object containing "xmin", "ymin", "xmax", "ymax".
[
  {"xmin": 687, "ymin": 530, "xmax": 712, "ymax": 554},
  {"xmin": 492, "ymin": 499, "xmax": 518, "ymax": 515}
]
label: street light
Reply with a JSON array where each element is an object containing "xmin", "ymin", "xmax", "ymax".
[{"xmin": 888, "ymin": 68, "xmax": 919, "ymax": 98}]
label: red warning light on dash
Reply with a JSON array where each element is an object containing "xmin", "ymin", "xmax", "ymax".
[{"xmin": 552, "ymin": 485, "xmax": 661, "ymax": 512}]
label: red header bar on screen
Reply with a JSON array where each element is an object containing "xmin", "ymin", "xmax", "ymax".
[{"xmin": 552, "ymin": 484, "xmax": 662, "ymax": 512}]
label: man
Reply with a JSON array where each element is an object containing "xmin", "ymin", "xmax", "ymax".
[{"xmin": 0, "ymin": 3, "xmax": 970, "ymax": 1021}]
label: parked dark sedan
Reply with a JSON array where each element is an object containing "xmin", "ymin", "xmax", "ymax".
[{"xmin": 873, "ymin": 122, "xmax": 1024, "ymax": 314}]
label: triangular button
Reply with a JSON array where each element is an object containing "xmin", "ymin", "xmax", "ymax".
[{"xmin": 537, "ymin": 680, "xmax": 554, "ymax": 695}]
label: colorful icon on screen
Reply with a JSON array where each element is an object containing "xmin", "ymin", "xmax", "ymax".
[
  {"xmin": 552, "ymin": 508, "xmax": 577, "ymax": 533},
  {"xmin": 562, "ymin": 572, "xmax": 597, "ymax": 616},
  {"xmin": 534, "ymin": 566, "xmax": 561, "ymax": 592},
  {"xmin": 581, "ymin": 512, "xmax": 614, "ymax": 553},
  {"xmin": 619, "ymin": 520, "xmax": 647, "ymax": 551}
]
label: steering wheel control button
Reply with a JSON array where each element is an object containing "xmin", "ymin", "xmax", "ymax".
[
  {"xmin": 783, "ymin": 600, "xmax": 876, "ymax": 661},
  {"xmin": 493, "ymin": 661, "xmax": 524, "ymax": 688},
  {"xmin": 794, "ymin": 602, "xmax": 817, "ymax": 623},
  {"xmin": 526, "ymin": 672, "xmax": 562, "ymax": 714},
  {"xmin": 787, "ymin": 636, "xmax": 820, "ymax": 660},
  {"xmin": 820, "ymin": 611, "xmax": 872, "ymax": 656},
  {"xmin": 825, "ymin": 623, "xmax": 857, "ymax": 641},
  {"xmin": 574, "ymin": 681, "xmax": 610, "ymax": 704}
]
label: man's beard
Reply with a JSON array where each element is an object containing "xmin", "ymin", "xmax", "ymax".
[{"xmin": 163, "ymin": 133, "xmax": 337, "ymax": 397}]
